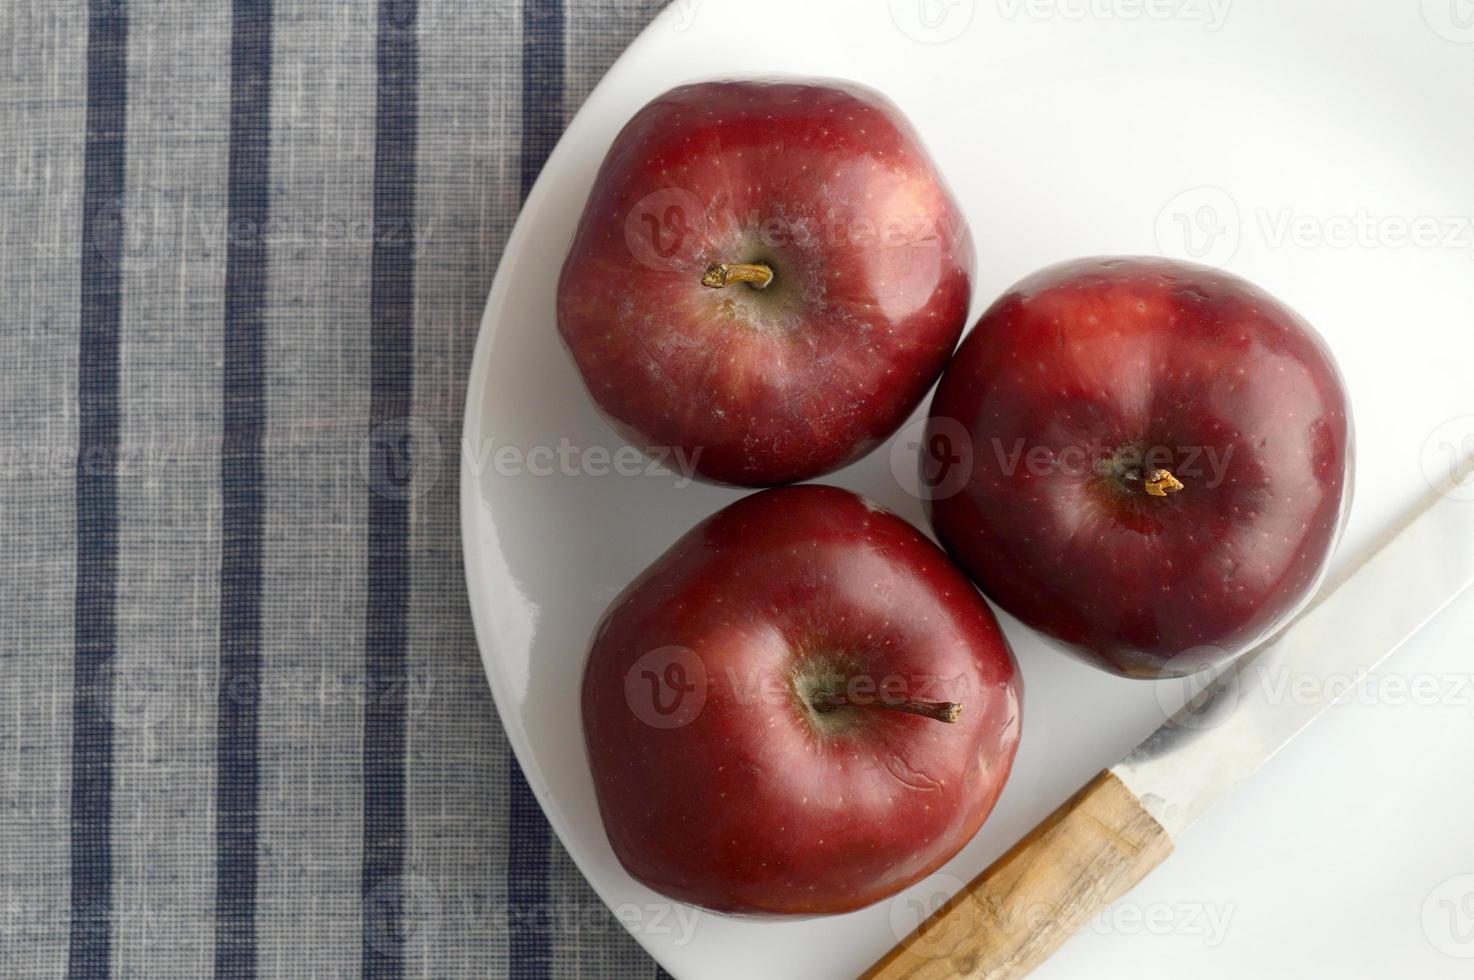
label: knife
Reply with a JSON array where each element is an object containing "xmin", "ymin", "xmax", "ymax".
[{"xmin": 865, "ymin": 470, "xmax": 1474, "ymax": 980}]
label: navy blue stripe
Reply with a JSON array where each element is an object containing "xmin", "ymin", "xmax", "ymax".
[
  {"xmin": 507, "ymin": 765, "xmax": 551, "ymax": 978},
  {"xmin": 362, "ymin": 1, "xmax": 418, "ymax": 976},
  {"xmin": 216, "ymin": 1, "xmax": 272, "ymax": 976},
  {"xmin": 520, "ymin": 0, "xmax": 564, "ymax": 201},
  {"xmin": 510, "ymin": 2, "xmax": 563, "ymax": 978},
  {"xmin": 69, "ymin": 3, "xmax": 127, "ymax": 976}
]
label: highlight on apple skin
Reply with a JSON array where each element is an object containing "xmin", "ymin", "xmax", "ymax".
[
  {"xmin": 557, "ymin": 78, "xmax": 976, "ymax": 487},
  {"xmin": 924, "ymin": 257, "xmax": 1353, "ymax": 679},
  {"xmin": 581, "ymin": 485, "xmax": 1022, "ymax": 915}
]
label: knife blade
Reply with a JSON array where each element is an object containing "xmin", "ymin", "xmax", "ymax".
[
  {"xmin": 1113, "ymin": 474, "xmax": 1474, "ymax": 838},
  {"xmin": 867, "ymin": 468, "xmax": 1474, "ymax": 980}
]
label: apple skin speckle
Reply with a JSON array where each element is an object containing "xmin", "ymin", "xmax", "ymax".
[{"xmin": 925, "ymin": 257, "xmax": 1353, "ymax": 679}]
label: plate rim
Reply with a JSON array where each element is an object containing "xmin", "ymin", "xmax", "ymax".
[{"xmin": 458, "ymin": 1, "xmax": 692, "ymax": 972}]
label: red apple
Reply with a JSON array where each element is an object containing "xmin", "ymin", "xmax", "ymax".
[
  {"xmin": 582, "ymin": 485, "xmax": 1021, "ymax": 915},
  {"xmin": 558, "ymin": 79, "xmax": 974, "ymax": 486},
  {"xmin": 925, "ymin": 257, "xmax": 1353, "ymax": 679}
]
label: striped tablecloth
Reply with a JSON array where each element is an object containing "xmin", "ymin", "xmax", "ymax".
[{"xmin": 2, "ymin": 1, "xmax": 672, "ymax": 976}]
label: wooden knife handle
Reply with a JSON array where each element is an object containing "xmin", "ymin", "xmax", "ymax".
[{"xmin": 863, "ymin": 770, "xmax": 1173, "ymax": 980}]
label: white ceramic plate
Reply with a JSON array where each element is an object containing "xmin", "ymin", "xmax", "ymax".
[{"xmin": 462, "ymin": 2, "xmax": 1474, "ymax": 977}]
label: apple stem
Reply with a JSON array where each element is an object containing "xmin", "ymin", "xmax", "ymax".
[
  {"xmin": 1097, "ymin": 447, "xmax": 1188, "ymax": 498},
  {"xmin": 702, "ymin": 262, "xmax": 774, "ymax": 291},
  {"xmin": 809, "ymin": 691, "xmax": 962, "ymax": 724},
  {"xmin": 1143, "ymin": 468, "xmax": 1185, "ymax": 497}
]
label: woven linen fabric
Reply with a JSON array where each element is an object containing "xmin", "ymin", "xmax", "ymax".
[{"xmin": 0, "ymin": 0, "xmax": 677, "ymax": 977}]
